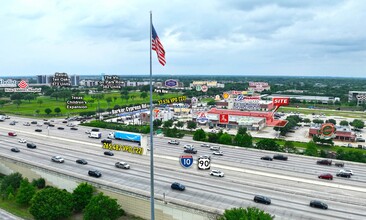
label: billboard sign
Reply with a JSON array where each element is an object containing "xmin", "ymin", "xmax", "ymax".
[
  {"xmin": 219, "ymin": 114, "xmax": 229, "ymax": 124},
  {"xmin": 165, "ymin": 79, "xmax": 178, "ymax": 87}
]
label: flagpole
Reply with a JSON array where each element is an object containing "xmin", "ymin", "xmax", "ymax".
[{"xmin": 149, "ymin": 11, "xmax": 155, "ymax": 220}]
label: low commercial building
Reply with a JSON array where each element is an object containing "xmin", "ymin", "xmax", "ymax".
[{"xmin": 308, "ymin": 125, "xmax": 356, "ymax": 142}]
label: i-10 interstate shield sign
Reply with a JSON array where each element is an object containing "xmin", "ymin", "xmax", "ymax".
[{"xmin": 179, "ymin": 155, "xmax": 193, "ymax": 168}]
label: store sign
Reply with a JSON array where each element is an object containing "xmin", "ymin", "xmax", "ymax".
[
  {"xmin": 318, "ymin": 123, "xmax": 336, "ymax": 140},
  {"xmin": 201, "ymin": 85, "xmax": 208, "ymax": 92},
  {"xmin": 223, "ymin": 93, "xmax": 230, "ymax": 99},
  {"xmin": 165, "ymin": 79, "xmax": 178, "ymax": 87},
  {"xmin": 219, "ymin": 114, "xmax": 229, "ymax": 124}
]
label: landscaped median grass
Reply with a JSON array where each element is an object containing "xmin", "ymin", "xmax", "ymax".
[
  {"xmin": 0, "ymin": 199, "xmax": 34, "ymax": 220},
  {"xmin": 281, "ymin": 106, "xmax": 366, "ymax": 119}
]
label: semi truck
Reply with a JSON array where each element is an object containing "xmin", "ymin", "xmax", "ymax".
[
  {"xmin": 89, "ymin": 132, "xmax": 102, "ymax": 139},
  {"xmin": 108, "ymin": 131, "xmax": 141, "ymax": 142}
]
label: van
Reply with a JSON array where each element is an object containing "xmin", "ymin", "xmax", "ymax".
[
  {"xmin": 27, "ymin": 143, "xmax": 37, "ymax": 149},
  {"xmin": 89, "ymin": 132, "xmax": 102, "ymax": 139}
]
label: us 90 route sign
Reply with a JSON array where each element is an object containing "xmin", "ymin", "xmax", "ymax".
[{"xmin": 197, "ymin": 157, "xmax": 211, "ymax": 170}]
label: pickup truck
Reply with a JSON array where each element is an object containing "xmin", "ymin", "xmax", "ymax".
[{"xmin": 316, "ymin": 159, "xmax": 332, "ymax": 165}]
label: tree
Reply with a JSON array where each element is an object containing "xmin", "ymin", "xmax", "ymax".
[
  {"xmin": 304, "ymin": 141, "xmax": 319, "ymax": 157},
  {"xmin": 113, "ymin": 97, "xmax": 118, "ymax": 102},
  {"xmin": 351, "ymin": 119, "xmax": 364, "ymax": 129},
  {"xmin": 37, "ymin": 99, "xmax": 43, "ymax": 106},
  {"xmin": 325, "ymin": 118, "xmax": 336, "ymax": 125},
  {"xmin": 163, "ymin": 120, "xmax": 174, "ymax": 129},
  {"xmin": 187, "ymin": 121, "xmax": 197, "ymax": 130},
  {"xmin": 31, "ymin": 178, "xmax": 46, "ymax": 189},
  {"xmin": 207, "ymin": 132, "xmax": 218, "ymax": 143},
  {"xmin": 207, "ymin": 100, "xmax": 216, "ymax": 106},
  {"xmin": 219, "ymin": 207, "xmax": 274, "ymax": 220},
  {"xmin": 121, "ymin": 94, "xmax": 130, "ymax": 103},
  {"xmin": 72, "ymin": 183, "xmax": 94, "ymax": 212},
  {"xmin": 14, "ymin": 99, "xmax": 22, "ymax": 109},
  {"xmin": 113, "ymin": 104, "xmax": 121, "ymax": 110},
  {"xmin": 140, "ymin": 92, "xmax": 148, "ymax": 100},
  {"xmin": 283, "ymin": 141, "xmax": 298, "ymax": 153},
  {"xmin": 0, "ymin": 172, "xmax": 23, "ymax": 198},
  {"xmin": 83, "ymin": 193, "xmax": 125, "ymax": 220},
  {"xmin": 106, "ymin": 97, "xmax": 112, "ymax": 107},
  {"xmin": 130, "ymin": 95, "xmax": 136, "ymax": 101},
  {"xmin": 16, "ymin": 178, "xmax": 36, "ymax": 206},
  {"xmin": 193, "ymin": 129, "xmax": 206, "ymax": 141},
  {"xmin": 153, "ymin": 119, "xmax": 162, "ymax": 128},
  {"xmin": 54, "ymin": 107, "xmax": 61, "ymax": 115},
  {"xmin": 303, "ymin": 118, "xmax": 311, "ymax": 123},
  {"xmin": 176, "ymin": 121, "xmax": 184, "ymax": 129},
  {"xmin": 44, "ymin": 108, "xmax": 52, "ymax": 115},
  {"xmin": 29, "ymin": 187, "xmax": 74, "ymax": 220},
  {"xmin": 35, "ymin": 109, "xmax": 40, "ymax": 115},
  {"xmin": 237, "ymin": 127, "xmax": 248, "ymax": 135},
  {"xmin": 340, "ymin": 120, "xmax": 349, "ymax": 126},
  {"xmin": 218, "ymin": 133, "xmax": 232, "ymax": 145},
  {"xmin": 256, "ymin": 139, "xmax": 282, "ymax": 152},
  {"xmin": 10, "ymin": 93, "xmax": 23, "ymax": 100},
  {"xmin": 24, "ymin": 94, "xmax": 35, "ymax": 103},
  {"xmin": 233, "ymin": 133, "xmax": 252, "ymax": 148}
]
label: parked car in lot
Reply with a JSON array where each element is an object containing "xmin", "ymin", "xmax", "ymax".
[
  {"xmin": 212, "ymin": 151, "xmax": 224, "ymax": 156},
  {"xmin": 101, "ymin": 139, "xmax": 112, "ymax": 144},
  {"xmin": 310, "ymin": 200, "xmax": 328, "ymax": 209},
  {"xmin": 11, "ymin": 147, "xmax": 20, "ymax": 153},
  {"xmin": 318, "ymin": 173, "xmax": 333, "ymax": 180},
  {"xmin": 18, "ymin": 138, "xmax": 27, "ymax": 143},
  {"xmin": 210, "ymin": 170, "xmax": 224, "ymax": 177},
  {"xmin": 210, "ymin": 146, "xmax": 220, "ymax": 151},
  {"xmin": 201, "ymin": 144, "xmax": 210, "ymax": 147},
  {"xmin": 26, "ymin": 143, "xmax": 37, "ymax": 149},
  {"xmin": 261, "ymin": 156, "xmax": 273, "ymax": 161},
  {"xmin": 104, "ymin": 151, "xmax": 114, "ymax": 156},
  {"xmin": 168, "ymin": 140, "xmax": 180, "ymax": 145},
  {"xmin": 88, "ymin": 170, "xmax": 102, "ymax": 178},
  {"xmin": 273, "ymin": 154, "xmax": 288, "ymax": 160},
  {"xmin": 184, "ymin": 148, "xmax": 197, "ymax": 154},
  {"xmin": 317, "ymin": 159, "xmax": 332, "ymax": 165},
  {"xmin": 76, "ymin": 159, "xmax": 88, "ymax": 165},
  {"xmin": 8, "ymin": 132, "xmax": 17, "ymax": 136},
  {"xmin": 115, "ymin": 161, "xmax": 130, "ymax": 169},
  {"xmin": 171, "ymin": 182, "xmax": 185, "ymax": 191},
  {"xmin": 51, "ymin": 156, "xmax": 65, "ymax": 163},
  {"xmin": 253, "ymin": 195, "xmax": 271, "ymax": 205},
  {"xmin": 336, "ymin": 171, "xmax": 351, "ymax": 178}
]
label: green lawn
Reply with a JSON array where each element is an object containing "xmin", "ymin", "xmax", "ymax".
[
  {"xmin": 281, "ymin": 107, "xmax": 366, "ymax": 119},
  {"xmin": 0, "ymin": 91, "xmax": 181, "ymax": 117}
]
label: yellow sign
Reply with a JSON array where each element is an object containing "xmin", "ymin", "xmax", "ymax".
[
  {"xmin": 103, "ymin": 143, "xmax": 143, "ymax": 155},
  {"xmin": 223, "ymin": 93, "xmax": 230, "ymax": 99}
]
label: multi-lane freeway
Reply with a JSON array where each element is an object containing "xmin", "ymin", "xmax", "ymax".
[{"xmin": 1, "ymin": 116, "xmax": 366, "ymax": 220}]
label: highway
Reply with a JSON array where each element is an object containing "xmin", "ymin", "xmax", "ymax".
[{"xmin": 1, "ymin": 116, "xmax": 366, "ymax": 220}]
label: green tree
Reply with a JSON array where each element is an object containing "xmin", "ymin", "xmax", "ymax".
[
  {"xmin": 14, "ymin": 99, "xmax": 22, "ymax": 109},
  {"xmin": 303, "ymin": 118, "xmax": 311, "ymax": 123},
  {"xmin": 340, "ymin": 120, "xmax": 349, "ymax": 126},
  {"xmin": 140, "ymin": 92, "xmax": 148, "ymax": 100},
  {"xmin": 121, "ymin": 94, "xmax": 130, "ymax": 103},
  {"xmin": 72, "ymin": 183, "xmax": 94, "ymax": 212},
  {"xmin": 326, "ymin": 119, "xmax": 336, "ymax": 125},
  {"xmin": 304, "ymin": 141, "xmax": 319, "ymax": 157},
  {"xmin": 16, "ymin": 178, "xmax": 36, "ymax": 206},
  {"xmin": 44, "ymin": 108, "xmax": 52, "ymax": 115},
  {"xmin": 176, "ymin": 121, "xmax": 184, "ymax": 129},
  {"xmin": 234, "ymin": 133, "xmax": 252, "ymax": 148},
  {"xmin": 113, "ymin": 104, "xmax": 120, "ymax": 110},
  {"xmin": 187, "ymin": 121, "xmax": 197, "ymax": 130},
  {"xmin": 207, "ymin": 100, "xmax": 216, "ymax": 106},
  {"xmin": 0, "ymin": 172, "xmax": 23, "ymax": 198},
  {"xmin": 319, "ymin": 149, "xmax": 327, "ymax": 158},
  {"xmin": 237, "ymin": 127, "xmax": 248, "ymax": 135},
  {"xmin": 256, "ymin": 139, "xmax": 282, "ymax": 151},
  {"xmin": 106, "ymin": 97, "xmax": 112, "ymax": 107},
  {"xmin": 207, "ymin": 132, "xmax": 218, "ymax": 143},
  {"xmin": 163, "ymin": 120, "xmax": 174, "ymax": 129},
  {"xmin": 351, "ymin": 119, "xmax": 364, "ymax": 129},
  {"xmin": 10, "ymin": 93, "xmax": 23, "ymax": 100},
  {"xmin": 313, "ymin": 119, "xmax": 324, "ymax": 124},
  {"xmin": 218, "ymin": 133, "xmax": 232, "ymax": 145},
  {"xmin": 283, "ymin": 141, "xmax": 298, "ymax": 153},
  {"xmin": 153, "ymin": 119, "xmax": 162, "ymax": 128},
  {"xmin": 29, "ymin": 187, "xmax": 74, "ymax": 220},
  {"xmin": 219, "ymin": 207, "xmax": 274, "ymax": 220},
  {"xmin": 31, "ymin": 178, "xmax": 46, "ymax": 189},
  {"xmin": 83, "ymin": 193, "xmax": 125, "ymax": 220},
  {"xmin": 193, "ymin": 129, "xmax": 206, "ymax": 141},
  {"xmin": 24, "ymin": 94, "xmax": 35, "ymax": 103},
  {"xmin": 54, "ymin": 107, "xmax": 61, "ymax": 115},
  {"xmin": 113, "ymin": 97, "xmax": 118, "ymax": 102},
  {"xmin": 35, "ymin": 109, "xmax": 40, "ymax": 115}
]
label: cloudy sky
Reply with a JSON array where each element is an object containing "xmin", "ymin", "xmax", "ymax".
[{"xmin": 1, "ymin": 0, "xmax": 365, "ymax": 77}]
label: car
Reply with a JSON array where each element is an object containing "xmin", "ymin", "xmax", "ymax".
[
  {"xmin": 199, "ymin": 155, "xmax": 211, "ymax": 159},
  {"xmin": 184, "ymin": 148, "xmax": 197, "ymax": 154},
  {"xmin": 88, "ymin": 170, "xmax": 102, "ymax": 178},
  {"xmin": 76, "ymin": 159, "xmax": 88, "ymax": 165},
  {"xmin": 201, "ymin": 144, "xmax": 210, "ymax": 147},
  {"xmin": 70, "ymin": 127, "xmax": 78, "ymax": 130},
  {"xmin": 339, "ymin": 169, "xmax": 353, "ymax": 175},
  {"xmin": 210, "ymin": 170, "xmax": 224, "ymax": 177},
  {"xmin": 48, "ymin": 124, "xmax": 55, "ymax": 127},
  {"xmin": 18, "ymin": 138, "xmax": 27, "ymax": 143},
  {"xmin": 212, "ymin": 151, "xmax": 224, "ymax": 156},
  {"xmin": 9, "ymin": 121, "xmax": 16, "ymax": 125},
  {"xmin": 51, "ymin": 156, "xmax": 65, "ymax": 163},
  {"xmin": 184, "ymin": 144, "xmax": 194, "ymax": 149},
  {"xmin": 253, "ymin": 195, "xmax": 271, "ymax": 205},
  {"xmin": 62, "ymin": 120, "xmax": 68, "ymax": 123},
  {"xmin": 104, "ymin": 151, "xmax": 114, "ymax": 156},
  {"xmin": 261, "ymin": 156, "xmax": 273, "ymax": 161},
  {"xmin": 168, "ymin": 140, "xmax": 180, "ymax": 145},
  {"xmin": 336, "ymin": 171, "xmax": 351, "ymax": 178},
  {"xmin": 115, "ymin": 161, "xmax": 130, "ymax": 169},
  {"xmin": 273, "ymin": 154, "xmax": 288, "ymax": 160},
  {"xmin": 318, "ymin": 173, "xmax": 333, "ymax": 180},
  {"xmin": 85, "ymin": 130, "xmax": 91, "ymax": 134},
  {"xmin": 35, "ymin": 129, "xmax": 42, "ymax": 132},
  {"xmin": 335, "ymin": 162, "xmax": 344, "ymax": 167},
  {"xmin": 23, "ymin": 122, "xmax": 30, "ymax": 126},
  {"xmin": 317, "ymin": 159, "xmax": 332, "ymax": 165},
  {"xmin": 37, "ymin": 124, "xmax": 42, "ymax": 127},
  {"xmin": 171, "ymin": 182, "xmax": 185, "ymax": 191},
  {"xmin": 26, "ymin": 143, "xmax": 37, "ymax": 149},
  {"xmin": 8, "ymin": 132, "xmax": 17, "ymax": 136},
  {"xmin": 91, "ymin": 128, "xmax": 100, "ymax": 132},
  {"xmin": 356, "ymin": 138, "xmax": 365, "ymax": 142},
  {"xmin": 210, "ymin": 146, "xmax": 220, "ymax": 151},
  {"xmin": 44, "ymin": 122, "xmax": 50, "ymax": 125},
  {"xmin": 57, "ymin": 127, "xmax": 64, "ymax": 130},
  {"xmin": 11, "ymin": 147, "xmax": 20, "ymax": 153},
  {"xmin": 101, "ymin": 139, "xmax": 112, "ymax": 144},
  {"xmin": 310, "ymin": 200, "xmax": 328, "ymax": 209},
  {"xmin": 31, "ymin": 121, "xmax": 37, "ymax": 124}
]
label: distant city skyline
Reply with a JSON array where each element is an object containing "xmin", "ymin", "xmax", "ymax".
[{"xmin": 1, "ymin": 0, "xmax": 365, "ymax": 77}]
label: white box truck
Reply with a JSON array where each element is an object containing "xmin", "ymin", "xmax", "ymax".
[{"xmin": 89, "ymin": 132, "xmax": 102, "ymax": 139}]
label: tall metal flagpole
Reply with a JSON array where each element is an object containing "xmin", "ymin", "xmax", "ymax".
[{"xmin": 149, "ymin": 11, "xmax": 155, "ymax": 220}]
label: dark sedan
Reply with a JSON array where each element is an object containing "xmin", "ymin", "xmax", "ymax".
[
  {"xmin": 76, "ymin": 159, "xmax": 88, "ymax": 165},
  {"xmin": 171, "ymin": 182, "xmax": 185, "ymax": 191},
  {"xmin": 261, "ymin": 156, "xmax": 273, "ymax": 161},
  {"xmin": 35, "ymin": 129, "xmax": 42, "ymax": 132},
  {"xmin": 104, "ymin": 151, "xmax": 114, "ymax": 156},
  {"xmin": 254, "ymin": 195, "xmax": 271, "ymax": 205},
  {"xmin": 88, "ymin": 170, "xmax": 102, "ymax": 178},
  {"xmin": 310, "ymin": 200, "xmax": 328, "ymax": 209},
  {"xmin": 11, "ymin": 147, "xmax": 20, "ymax": 153}
]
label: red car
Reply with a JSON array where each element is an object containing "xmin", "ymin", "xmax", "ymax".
[
  {"xmin": 318, "ymin": 173, "xmax": 333, "ymax": 180},
  {"xmin": 8, "ymin": 132, "xmax": 17, "ymax": 136}
]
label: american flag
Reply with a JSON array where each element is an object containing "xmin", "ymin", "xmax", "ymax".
[{"xmin": 152, "ymin": 24, "xmax": 166, "ymax": 66}]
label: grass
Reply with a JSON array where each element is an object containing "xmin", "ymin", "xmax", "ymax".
[
  {"xmin": 281, "ymin": 106, "xmax": 366, "ymax": 119},
  {"xmin": 0, "ymin": 91, "xmax": 181, "ymax": 117},
  {"xmin": 0, "ymin": 199, "xmax": 34, "ymax": 220}
]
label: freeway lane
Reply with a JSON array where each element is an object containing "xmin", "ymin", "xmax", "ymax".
[{"xmin": 2, "ymin": 118, "xmax": 366, "ymax": 219}]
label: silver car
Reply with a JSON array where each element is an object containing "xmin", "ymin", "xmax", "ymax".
[
  {"xmin": 51, "ymin": 156, "xmax": 65, "ymax": 163},
  {"xmin": 210, "ymin": 170, "xmax": 224, "ymax": 177},
  {"xmin": 115, "ymin": 161, "xmax": 130, "ymax": 169}
]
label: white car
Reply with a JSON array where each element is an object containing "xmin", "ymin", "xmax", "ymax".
[
  {"xmin": 115, "ymin": 161, "xmax": 130, "ymax": 169},
  {"xmin": 23, "ymin": 122, "xmax": 30, "ymax": 126},
  {"xmin": 168, "ymin": 140, "xmax": 180, "ymax": 145},
  {"xmin": 51, "ymin": 156, "xmax": 65, "ymax": 163},
  {"xmin": 212, "ymin": 151, "xmax": 224, "ymax": 156},
  {"xmin": 18, "ymin": 138, "xmax": 27, "ymax": 143},
  {"xmin": 184, "ymin": 144, "xmax": 194, "ymax": 149},
  {"xmin": 85, "ymin": 130, "xmax": 91, "ymax": 134},
  {"xmin": 210, "ymin": 146, "xmax": 220, "ymax": 151},
  {"xmin": 200, "ymin": 144, "xmax": 210, "ymax": 147},
  {"xmin": 339, "ymin": 169, "xmax": 353, "ymax": 175},
  {"xmin": 210, "ymin": 170, "xmax": 224, "ymax": 177}
]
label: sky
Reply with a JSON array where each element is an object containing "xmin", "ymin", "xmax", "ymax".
[{"xmin": 0, "ymin": 0, "xmax": 366, "ymax": 77}]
